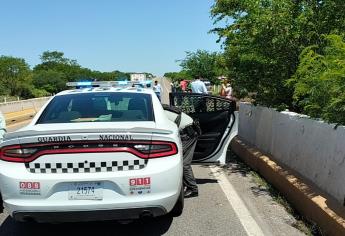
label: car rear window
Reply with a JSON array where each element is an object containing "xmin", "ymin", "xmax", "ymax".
[{"xmin": 37, "ymin": 92, "xmax": 154, "ymax": 124}]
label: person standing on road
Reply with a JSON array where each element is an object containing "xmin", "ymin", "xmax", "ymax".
[
  {"xmin": 222, "ymin": 80, "xmax": 233, "ymax": 99},
  {"xmin": 180, "ymin": 80, "xmax": 188, "ymax": 92},
  {"xmin": 191, "ymin": 76, "xmax": 208, "ymax": 112},
  {"xmin": 153, "ymin": 80, "xmax": 162, "ymax": 102},
  {"xmin": 179, "ymin": 112, "xmax": 200, "ymax": 198},
  {"xmin": 191, "ymin": 76, "xmax": 208, "ymax": 94}
]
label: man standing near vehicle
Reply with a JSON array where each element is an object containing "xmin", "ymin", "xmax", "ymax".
[
  {"xmin": 191, "ymin": 76, "xmax": 208, "ymax": 112},
  {"xmin": 191, "ymin": 76, "xmax": 208, "ymax": 94},
  {"xmin": 180, "ymin": 80, "xmax": 188, "ymax": 92},
  {"xmin": 180, "ymin": 117, "xmax": 199, "ymax": 198},
  {"xmin": 153, "ymin": 80, "xmax": 162, "ymax": 102}
]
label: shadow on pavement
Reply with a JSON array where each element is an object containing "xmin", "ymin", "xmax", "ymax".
[
  {"xmin": 195, "ymin": 178, "xmax": 218, "ymax": 184},
  {"xmin": 0, "ymin": 215, "xmax": 173, "ymax": 236}
]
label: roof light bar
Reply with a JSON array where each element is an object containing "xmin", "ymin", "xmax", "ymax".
[{"xmin": 66, "ymin": 81, "xmax": 129, "ymax": 88}]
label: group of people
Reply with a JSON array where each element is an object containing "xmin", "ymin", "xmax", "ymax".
[
  {"xmin": 171, "ymin": 76, "xmax": 208, "ymax": 94},
  {"xmin": 171, "ymin": 76, "xmax": 234, "ymax": 99}
]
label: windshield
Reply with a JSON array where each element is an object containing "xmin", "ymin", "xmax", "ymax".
[{"xmin": 37, "ymin": 92, "xmax": 154, "ymax": 124}]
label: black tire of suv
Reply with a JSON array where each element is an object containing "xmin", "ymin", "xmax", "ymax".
[{"xmin": 170, "ymin": 185, "xmax": 184, "ymax": 217}]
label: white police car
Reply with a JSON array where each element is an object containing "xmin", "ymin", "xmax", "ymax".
[{"xmin": 0, "ymin": 81, "xmax": 185, "ymax": 223}]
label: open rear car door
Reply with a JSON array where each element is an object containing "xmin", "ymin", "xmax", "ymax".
[{"xmin": 168, "ymin": 93, "xmax": 237, "ymax": 163}]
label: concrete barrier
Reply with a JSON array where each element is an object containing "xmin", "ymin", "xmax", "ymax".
[
  {"xmin": 0, "ymin": 97, "xmax": 50, "ymax": 125},
  {"xmin": 0, "ymin": 97, "xmax": 50, "ymax": 114},
  {"xmin": 238, "ymin": 103, "xmax": 345, "ymax": 205},
  {"xmin": 231, "ymin": 137, "xmax": 345, "ymax": 236}
]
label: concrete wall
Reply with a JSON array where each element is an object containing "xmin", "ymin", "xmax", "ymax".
[
  {"xmin": 239, "ymin": 103, "xmax": 345, "ymax": 205},
  {"xmin": 0, "ymin": 97, "xmax": 50, "ymax": 114}
]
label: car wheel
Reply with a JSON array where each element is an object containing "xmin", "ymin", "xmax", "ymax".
[
  {"xmin": 0, "ymin": 193, "xmax": 3, "ymax": 213},
  {"xmin": 170, "ymin": 185, "xmax": 184, "ymax": 217}
]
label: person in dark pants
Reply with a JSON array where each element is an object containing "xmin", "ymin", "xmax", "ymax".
[
  {"xmin": 162, "ymin": 105, "xmax": 199, "ymax": 198},
  {"xmin": 183, "ymin": 140, "xmax": 198, "ymax": 197},
  {"xmin": 180, "ymin": 120, "xmax": 199, "ymax": 198}
]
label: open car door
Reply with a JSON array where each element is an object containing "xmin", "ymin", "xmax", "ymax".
[{"xmin": 169, "ymin": 92, "xmax": 237, "ymax": 163}]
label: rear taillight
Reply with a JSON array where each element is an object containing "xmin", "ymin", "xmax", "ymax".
[
  {"xmin": 134, "ymin": 141, "xmax": 178, "ymax": 158},
  {"xmin": 0, "ymin": 145, "xmax": 38, "ymax": 162},
  {"xmin": 0, "ymin": 141, "xmax": 178, "ymax": 163}
]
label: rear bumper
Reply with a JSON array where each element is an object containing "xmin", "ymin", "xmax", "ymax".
[
  {"xmin": 0, "ymin": 153, "xmax": 183, "ymax": 220},
  {"xmin": 13, "ymin": 206, "xmax": 167, "ymax": 223}
]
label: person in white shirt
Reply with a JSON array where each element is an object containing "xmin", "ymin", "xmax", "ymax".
[
  {"xmin": 191, "ymin": 77, "xmax": 208, "ymax": 94},
  {"xmin": 153, "ymin": 80, "xmax": 162, "ymax": 102},
  {"xmin": 191, "ymin": 76, "xmax": 208, "ymax": 112}
]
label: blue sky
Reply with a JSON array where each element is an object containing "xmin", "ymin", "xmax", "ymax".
[{"xmin": 0, "ymin": 0, "xmax": 223, "ymax": 76}]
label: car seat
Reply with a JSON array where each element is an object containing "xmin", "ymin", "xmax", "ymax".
[{"xmin": 128, "ymin": 98, "xmax": 147, "ymax": 119}]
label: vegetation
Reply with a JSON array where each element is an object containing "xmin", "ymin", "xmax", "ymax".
[
  {"xmin": 0, "ymin": 51, "xmax": 130, "ymax": 100},
  {"xmin": 0, "ymin": 56, "xmax": 33, "ymax": 98},
  {"xmin": 164, "ymin": 71, "xmax": 192, "ymax": 82},
  {"xmin": 165, "ymin": 50, "xmax": 226, "ymax": 84},
  {"xmin": 209, "ymin": 0, "xmax": 345, "ymax": 123},
  {"xmin": 288, "ymin": 34, "xmax": 345, "ymax": 124}
]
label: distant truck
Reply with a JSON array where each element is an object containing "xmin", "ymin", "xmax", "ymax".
[
  {"xmin": 130, "ymin": 73, "xmax": 147, "ymax": 83},
  {"xmin": 130, "ymin": 73, "xmax": 152, "ymax": 88}
]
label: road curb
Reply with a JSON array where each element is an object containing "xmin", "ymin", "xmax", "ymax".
[{"xmin": 231, "ymin": 137, "xmax": 345, "ymax": 236}]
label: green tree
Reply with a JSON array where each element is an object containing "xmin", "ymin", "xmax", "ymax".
[
  {"xmin": 288, "ymin": 34, "xmax": 345, "ymax": 124},
  {"xmin": 40, "ymin": 51, "xmax": 77, "ymax": 65},
  {"xmin": 32, "ymin": 70, "xmax": 67, "ymax": 94},
  {"xmin": 211, "ymin": 0, "xmax": 345, "ymax": 109},
  {"xmin": 164, "ymin": 71, "xmax": 192, "ymax": 82},
  {"xmin": 179, "ymin": 50, "xmax": 225, "ymax": 84},
  {"xmin": 0, "ymin": 56, "xmax": 32, "ymax": 96},
  {"xmin": 34, "ymin": 51, "xmax": 130, "ymax": 93}
]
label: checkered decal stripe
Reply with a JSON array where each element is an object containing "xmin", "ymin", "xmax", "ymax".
[{"xmin": 25, "ymin": 160, "xmax": 148, "ymax": 174}]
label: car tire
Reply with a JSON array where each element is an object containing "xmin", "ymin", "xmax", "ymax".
[
  {"xmin": 170, "ymin": 185, "xmax": 184, "ymax": 217},
  {"xmin": 0, "ymin": 193, "xmax": 3, "ymax": 213}
]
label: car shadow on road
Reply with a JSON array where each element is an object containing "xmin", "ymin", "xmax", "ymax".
[
  {"xmin": 0, "ymin": 215, "xmax": 173, "ymax": 236},
  {"xmin": 195, "ymin": 178, "xmax": 218, "ymax": 184},
  {"xmin": 197, "ymin": 149, "xmax": 252, "ymax": 178}
]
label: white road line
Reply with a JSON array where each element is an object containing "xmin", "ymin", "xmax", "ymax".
[{"xmin": 209, "ymin": 165, "xmax": 265, "ymax": 236}]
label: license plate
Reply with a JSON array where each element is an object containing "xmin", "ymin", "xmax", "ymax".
[{"xmin": 68, "ymin": 182, "xmax": 103, "ymax": 200}]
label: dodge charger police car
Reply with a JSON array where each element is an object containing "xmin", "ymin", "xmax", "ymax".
[{"xmin": 0, "ymin": 81, "xmax": 186, "ymax": 223}]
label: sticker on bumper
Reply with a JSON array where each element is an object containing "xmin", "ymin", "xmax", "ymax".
[
  {"xmin": 19, "ymin": 182, "xmax": 41, "ymax": 196},
  {"xmin": 129, "ymin": 177, "xmax": 151, "ymax": 195}
]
